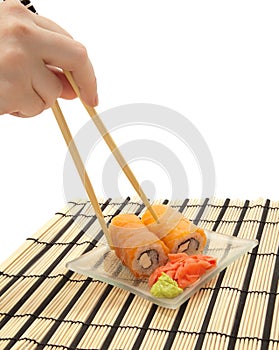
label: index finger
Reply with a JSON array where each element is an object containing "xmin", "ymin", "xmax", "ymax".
[
  {"xmin": 71, "ymin": 54, "xmax": 98, "ymax": 107},
  {"xmin": 38, "ymin": 29, "xmax": 98, "ymax": 106}
]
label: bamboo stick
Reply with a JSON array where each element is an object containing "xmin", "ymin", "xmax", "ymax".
[
  {"xmin": 52, "ymin": 100, "xmax": 111, "ymax": 246},
  {"xmin": 0, "ymin": 198, "xmax": 278, "ymax": 350},
  {"xmin": 63, "ymin": 70, "xmax": 159, "ymax": 225}
]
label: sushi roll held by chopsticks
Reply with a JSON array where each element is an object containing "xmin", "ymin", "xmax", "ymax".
[
  {"xmin": 142, "ymin": 205, "xmax": 207, "ymax": 255},
  {"xmin": 108, "ymin": 214, "xmax": 169, "ymax": 278}
]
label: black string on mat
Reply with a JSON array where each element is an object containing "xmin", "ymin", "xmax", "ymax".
[
  {"xmin": 0, "ymin": 198, "xmax": 278, "ymax": 350},
  {"xmin": 0, "ymin": 199, "xmax": 114, "ymax": 350},
  {"xmin": 163, "ymin": 198, "xmax": 229, "ymax": 350},
  {"xmin": 193, "ymin": 199, "xmax": 249, "ymax": 350},
  {"xmin": 227, "ymin": 200, "xmax": 270, "ymax": 350},
  {"xmin": 36, "ymin": 198, "xmax": 132, "ymax": 350},
  {"xmin": 131, "ymin": 198, "xmax": 211, "ymax": 350},
  {"xmin": 0, "ymin": 201, "xmax": 88, "ymax": 298}
]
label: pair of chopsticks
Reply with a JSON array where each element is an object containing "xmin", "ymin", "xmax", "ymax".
[
  {"xmin": 51, "ymin": 71, "xmax": 158, "ymax": 246},
  {"xmin": 22, "ymin": 0, "xmax": 158, "ymax": 244}
]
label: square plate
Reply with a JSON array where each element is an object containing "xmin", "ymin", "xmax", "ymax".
[{"xmin": 66, "ymin": 230, "xmax": 258, "ymax": 309}]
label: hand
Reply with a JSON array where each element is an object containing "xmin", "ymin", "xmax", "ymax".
[{"xmin": 0, "ymin": 0, "xmax": 98, "ymax": 117}]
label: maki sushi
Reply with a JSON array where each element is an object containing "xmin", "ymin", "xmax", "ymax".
[
  {"xmin": 108, "ymin": 214, "xmax": 169, "ymax": 278},
  {"xmin": 141, "ymin": 205, "xmax": 207, "ymax": 255}
]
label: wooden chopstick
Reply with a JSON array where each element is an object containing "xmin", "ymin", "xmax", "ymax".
[
  {"xmin": 51, "ymin": 100, "xmax": 112, "ymax": 246},
  {"xmin": 63, "ymin": 70, "xmax": 159, "ymax": 223}
]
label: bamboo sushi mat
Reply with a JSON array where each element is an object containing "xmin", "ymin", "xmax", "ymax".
[{"xmin": 0, "ymin": 197, "xmax": 278, "ymax": 350}]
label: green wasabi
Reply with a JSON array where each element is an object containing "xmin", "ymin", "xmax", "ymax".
[{"xmin": 150, "ymin": 273, "xmax": 183, "ymax": 298}]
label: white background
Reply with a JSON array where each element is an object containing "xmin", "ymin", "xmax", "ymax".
[{"xmin": 1, "ymin": 0, "xmax": 279, "ymax": 262}]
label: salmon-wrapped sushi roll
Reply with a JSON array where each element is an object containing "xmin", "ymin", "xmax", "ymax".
[
  {"xmin": 141, "ymin": 205, "xmax": 183, "ymax": 239},
  {"xmin": 142, "ymin": 205, "xmax": 207, "ymax": 255},
  {"xmin": 108, "ymin": 214, "xmax": 169, "ymax": 278}
]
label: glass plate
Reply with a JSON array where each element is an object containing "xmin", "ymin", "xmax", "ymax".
[{"xmin": 66, "ymin": 229, "xmax": 258, "ymax": 309}]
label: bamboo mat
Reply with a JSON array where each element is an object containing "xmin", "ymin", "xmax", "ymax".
[{"xmin": 0, "ymin": 197, "xmax": 278, "ymax": 350}]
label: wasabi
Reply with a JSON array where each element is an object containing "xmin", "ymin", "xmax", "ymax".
[{"xmin": 150, "ymin": 273, "xmax": 183, "ymax": 298}]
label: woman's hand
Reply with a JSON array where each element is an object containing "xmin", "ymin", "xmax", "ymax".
[{"xmin": 0, "ymin": 0, "xmax": 98, "ymax": 117}]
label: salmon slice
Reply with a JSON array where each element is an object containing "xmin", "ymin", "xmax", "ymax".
[
  {"xmin": 108, "ymin": 213, "xmax": 169, "ymax": 278},
  {"xmin": 142, "ymin": 205, "xmax": 207, "ymax": 255}
]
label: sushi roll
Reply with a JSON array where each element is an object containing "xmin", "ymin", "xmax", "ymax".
[
  {"xmin": 140, "ymin": 204, "xmax": 184, "ymax": 240},
  {"xmin": 141, "ymin": 205, "xmax": 207, "ymax": 255},
  {"xmin": 108, "ymin": 214, "xmax": 169, "ymax": 278}
]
